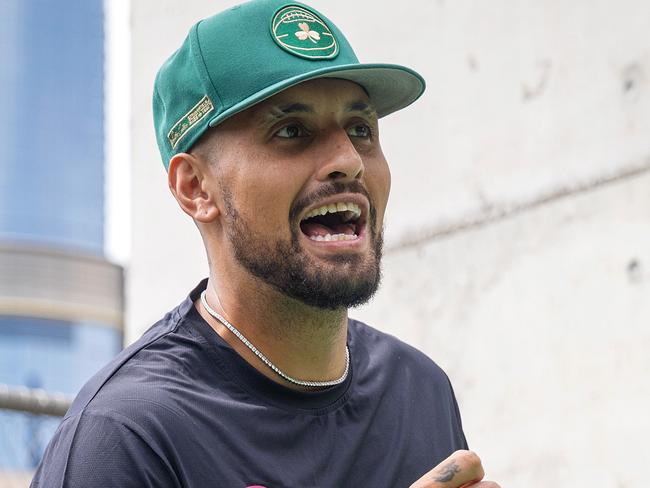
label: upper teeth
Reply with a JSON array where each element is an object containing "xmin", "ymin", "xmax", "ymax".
[{"xmin": 302, "ymin": 202, "xmax": 361, "ymax": 221}]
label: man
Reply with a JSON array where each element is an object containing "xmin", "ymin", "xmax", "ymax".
[{"xmin": 32, "ymin": 1, "xmax": 500, "ymax": 487}]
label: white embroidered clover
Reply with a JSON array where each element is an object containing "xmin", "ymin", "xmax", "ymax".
[{"xmin": 295, "ymin": 22, "xmax": 320, "ymax": 43}]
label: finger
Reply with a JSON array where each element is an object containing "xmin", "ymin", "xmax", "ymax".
[
  {"xmin": 458, "ymin": 481, "xmax": 483, "ymax": 488},
  {"xmin": 410, "ymin": 450, "xmax": 485, "ymax": 488},
  {"xmin": 461, "ymin": 482, "xmax": 501, "ymax": 488}
]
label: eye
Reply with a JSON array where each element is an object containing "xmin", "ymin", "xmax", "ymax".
[
  {"xmin": 275, "ymin": 123, "xmax": 308, "ymax": 139},
  {"xmin": 347, "ymin": 123, "xmax": 373, "ymax": 138}
]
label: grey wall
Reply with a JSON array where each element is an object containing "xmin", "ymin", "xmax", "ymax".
[{"xmin": 130, "ymin": 1, "xmax": 650, "ymax": 485}]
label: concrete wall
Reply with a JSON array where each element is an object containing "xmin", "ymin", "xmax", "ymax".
[{"xmin": 130, "ymin": 1, "xmax": 650, "ymax": 485}]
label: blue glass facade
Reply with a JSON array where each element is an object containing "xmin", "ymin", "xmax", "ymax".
[
  {"xmin": 0, "ymin": 0, "xmax": 123, "ymax": 473},
  {"xmin": 0, "ymin": 0, "xmax": 105, "ymax": 255},
  {"xmin": 0, "ymin": 317, "xmax": 122, "ymax": 468}
]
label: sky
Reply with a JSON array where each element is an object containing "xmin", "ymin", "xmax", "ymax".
[{"xmin": 104, "ymin": 0, "xmax": 131, "ymax": 266}]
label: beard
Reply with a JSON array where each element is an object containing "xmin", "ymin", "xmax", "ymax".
[{"xmin": 221, "ymin": 182, "xmax": 383, "ymax": 310}]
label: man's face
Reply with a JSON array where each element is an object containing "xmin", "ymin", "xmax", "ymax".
[{"xmin": 204, "ymin": 78, "xmax": 391, "ymax": 309}]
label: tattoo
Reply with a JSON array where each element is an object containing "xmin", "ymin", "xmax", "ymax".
[{"xmin": 432, "ymin": 461, "xmax": 460, "ymax": 483}]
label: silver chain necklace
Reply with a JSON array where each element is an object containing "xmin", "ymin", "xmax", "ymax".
[{"xmin": 200, "ymin": 290, "xmax": 350, "ymax": 388}]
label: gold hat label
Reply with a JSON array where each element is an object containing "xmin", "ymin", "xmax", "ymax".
[
  {"xmin": 168, "ymin": 95, "xmax": 214, "ymax": 149},
  {"xmin": 271, "ymin": 5, "xmax": 339, "ymax": 60}
]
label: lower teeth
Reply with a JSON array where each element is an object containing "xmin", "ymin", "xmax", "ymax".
[{"xmin": 309, "ymin": 233, "xmax": 357, "ymax": 242}]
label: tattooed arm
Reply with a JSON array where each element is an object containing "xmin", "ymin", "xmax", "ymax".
[{"xmin": 409, "ymin": 450, "xmax": 501, "ymax": 488}]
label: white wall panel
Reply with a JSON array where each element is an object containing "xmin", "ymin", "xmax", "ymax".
[
  {"xmin": 355, "ymin": 172, "xmax": 650, "ymax": 485},
  {"xmin": 131, "ymin": 1, "xmax": 650, "ymax": 484}
]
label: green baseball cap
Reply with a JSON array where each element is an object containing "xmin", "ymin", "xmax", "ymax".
[{"xmin": 153, "ymin": 0, "xmax": 426, "ymax": 170}]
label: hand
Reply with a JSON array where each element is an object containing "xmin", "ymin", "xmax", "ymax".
[{"xmin": 409, "ymin": 450, "xmax": 501, "ymax": 488}]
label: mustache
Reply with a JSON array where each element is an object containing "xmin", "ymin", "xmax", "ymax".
[{"xmin": 289, "ymin": 181, "xmax": 375, "ymax": 223}]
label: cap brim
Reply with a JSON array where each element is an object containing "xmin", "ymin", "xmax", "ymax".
[{"xmin": 207, "ymin": 63, "xmax": 425, "ymax": 127}]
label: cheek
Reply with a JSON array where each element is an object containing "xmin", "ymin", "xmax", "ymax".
[
  {"xmin": 236, "ymin": 182, "xmax": 282, "ymax": 224},
  {"xmin": 366, "ymin": 157, "xmax": 391, "ymax": 221},
  {"xmin": 212, "ymin": 138, "xmax": 296, "ymax": 229},
  {"xmin": 231, "ymin": 165, "xmax": 304, "ymax": 229},
  {"xmin": 383, "ymin": 163, "xmax": 391, "ymax": 201}
]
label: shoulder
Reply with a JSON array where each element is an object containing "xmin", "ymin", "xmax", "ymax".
[
  {"xmin": 348, "ymin": 318, "xmax": 468, "ymax": 448},
  {"xmin": 65, "ymin": 311, "xmax": 180, "ymax": 415},
  {"xmin": 64, "ymin": 298, "xmax": 213, "ymax": 430},
  {"xmin": 31, "ymin": 304, "xmax": 202, "ymax": 487},
  {"xmin": 348, "ymin": 318, "xmax": 462, "ymax": 413},
  {"xmin": 31, "ymin": 407, "xmax": 179, "ymax": 488},
  {"xmin": 348, "ymin": 318, "xmax": 450, "ymax": 383}
]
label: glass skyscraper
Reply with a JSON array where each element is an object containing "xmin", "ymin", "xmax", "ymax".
[{"xmin": 0, "ymin": 0, "xmax": 123, "ymax": 475}]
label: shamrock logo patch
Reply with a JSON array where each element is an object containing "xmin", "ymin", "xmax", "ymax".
[{"xmin": 271, "ymin": 5, "xmax": 339, "ymax": 60}]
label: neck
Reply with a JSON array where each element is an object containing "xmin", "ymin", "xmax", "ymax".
[{"xmin": 195, "ymin": 271, "xmax": 349, "ymax": 392}]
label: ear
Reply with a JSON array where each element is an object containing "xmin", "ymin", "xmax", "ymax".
[{"xmin": 168, "ymin": 152, "xmax": 220, "ymax": 223}]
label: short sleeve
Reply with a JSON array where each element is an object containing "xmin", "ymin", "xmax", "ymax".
[
  {"xmin": 446, "ymin": 375, "xmax": 469, "ymax": 450},
  {"xmin": 31, "ymin": 410, "xmax": 179, "ymax": 488}
]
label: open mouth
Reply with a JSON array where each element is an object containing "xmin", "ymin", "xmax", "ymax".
[{"xmin": 299, "ymin": 202, "xmax": 365, "ymax": 242}]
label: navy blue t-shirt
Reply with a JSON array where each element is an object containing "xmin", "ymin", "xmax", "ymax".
[{"xmin": 32, "ymin": 280, "xmax": 467, "ymax": 488}]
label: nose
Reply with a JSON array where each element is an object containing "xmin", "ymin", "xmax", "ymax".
[{"xmin": 315, "ymin": 129, "xmax": 364, "ymax": 182}]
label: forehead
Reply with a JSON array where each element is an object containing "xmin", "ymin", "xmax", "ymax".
[
  {"xmin": 223, "ymin": 78, "xmax": 374, "ymax": 127},
  {"xmin": 259, "ymin": 78, "xmax": 370, "ymax": 109}
]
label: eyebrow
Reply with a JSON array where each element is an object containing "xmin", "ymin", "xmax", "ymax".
[
  {"xmin": 263, "ymin": 99, "xmax": 377, "ymax": 122},
  {"xmin": 345, "ymin": 101, "xmax": 377, "ymax": 118},
  {"xmin": 268, "ymin": 103, "xmax": 314, "ymax": 119}
]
